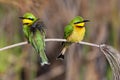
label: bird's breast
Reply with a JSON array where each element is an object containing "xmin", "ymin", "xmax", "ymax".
[{"xmin": 67, "ymin": 26, "xmax": 85, "ymax": 42}]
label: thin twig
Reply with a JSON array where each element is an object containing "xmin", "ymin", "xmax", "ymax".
[
  {"xmin": 0, "ymin": 42, "xmax": 28, "ymax": 51},
  {"xmin": 0, "ymin": 38, "xmax": 99, "ymax": 51},
  {"xmin": 79, "ymin": 41, "xmax": 99, "ymax": 47}
]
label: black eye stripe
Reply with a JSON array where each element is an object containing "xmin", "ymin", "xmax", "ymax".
[
  {"xmin": 74, "ymin": 20, "xmax": 90, "ymax": 24},
  {"xmin": 19, "ymin": 17, "xmax": 34, "ymax": 20},
  {"xmin": 28, "ymin": 18, "xmax": 34, "ymax": 20},
  {"xmin": 74, "ymin": 22, "xmax": 81, "ymax": 24}
]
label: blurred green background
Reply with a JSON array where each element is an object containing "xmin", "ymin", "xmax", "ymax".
[{"xmin": 0, "ymin": 0, "xmax": 120, "ymax": 80}]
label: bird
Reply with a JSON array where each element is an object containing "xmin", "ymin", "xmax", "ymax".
[
  {"xmin": 19, "ymin": 13, "xmax": 49, "ymax": 66},
  {"xmin": 57, "ymin": 16, "xmax": 89, "ymax": 60}
]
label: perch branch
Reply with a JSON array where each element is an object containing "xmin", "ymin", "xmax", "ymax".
[
  {"xmin": 0, "ymin": 38, "xmax": 99, "ymax": 51},
  {"xmin": 0, "ymin": 42, "xmax": 28, "ymax": 51}
]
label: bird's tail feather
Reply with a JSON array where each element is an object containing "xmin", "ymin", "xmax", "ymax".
[
  {"xmin": 40, "ymin": 51, "xmax": 50, "ymax": 66},
  {"xmin": 41, "ymin": 61, "xmax": 50, "ymax": 66},
  {"xmin": 57, "ymin": 53, "xmax": 64, "ymax": 60},
  {"xmin": 57, "ymin": 42, "xmax": 71, "ymax": 60},
  {"xmin": 57, "ymin": 47, "xmax": 67, "ymax": 60}
]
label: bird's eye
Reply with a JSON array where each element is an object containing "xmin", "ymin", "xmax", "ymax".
[
  {"xmin": 28, "ymin": 18, "xmax": 34, "ymax": 20},
  {"xmin": 74, "ymin": 22, "xmax": 81, "ymax": 24}
]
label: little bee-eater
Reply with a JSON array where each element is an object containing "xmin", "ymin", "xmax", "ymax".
[
  {"xmin": 19, "ymin": 13, "xmax": 49, "ymax": 66},
  {"xmin": 57, "ymin": 16, "xmax": 89, "ymax": 60}
]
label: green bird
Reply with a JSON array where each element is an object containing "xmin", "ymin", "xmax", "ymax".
[
  {"xmin": 19, "ymin": 13, "xmax": 49, "ymax": 66},
  {"xmin": 57, "ymin": 16, "xmax": 89, "ymax": 60}
]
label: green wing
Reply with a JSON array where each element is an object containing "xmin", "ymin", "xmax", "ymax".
[
  {"xmin": 29, "ymin": 30, "xmax": 48, "ymax": 65},
  {"xmin": 64, "ymin": 24, "xmax": 73, "ymax": 39},
  {"xmin": 27, "ymin": 19, "xmax": 48, "ymax": 65}
]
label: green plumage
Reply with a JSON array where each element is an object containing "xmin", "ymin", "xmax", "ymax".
[
  {"xmin": 21, "ymin": 13, "xmax": 49, "ymax": 66},
  {"xmin": 64, "ymin": 24, "xmax": 73, "ymax": 39},
  {"xmin": 64, "ymin": 16, "xmax": 84, "ymax": 39},
  {"xmin": 57, "ymin": 16, "xmax": 89, "ymax": 60}
]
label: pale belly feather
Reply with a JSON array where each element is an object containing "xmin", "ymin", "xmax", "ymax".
[{"xmin": 67, "ymin": 27, "xmax": 85, "ymax": 42}]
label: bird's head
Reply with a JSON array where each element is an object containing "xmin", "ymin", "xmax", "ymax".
[
  {"xmin": 19, "ymin": 13, "xmax": 37, "ymax": 25},
  {"xmin": 71, "ymin": 16, "xmax": 89, "ymax": 28}
]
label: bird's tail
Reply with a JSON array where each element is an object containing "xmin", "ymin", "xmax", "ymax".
[
  {"xmin": 57, "ymin": 42, "xmax": 72, "ymax": 60},
  {"xmin": 57, "ymin": 47, "xmax": 67, "ymax": 60},
  {"xmin": 39, "ymin": 50, "xmax": 49, "ymax": 66}
]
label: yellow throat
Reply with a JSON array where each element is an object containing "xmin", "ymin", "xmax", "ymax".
[
  {"xmin": 22, "ymin": 19, "xmax": 33, "ymax": 25},
  {"xmin": 67, "ymin": 22, "xmax": 85, "ymax": 42}
]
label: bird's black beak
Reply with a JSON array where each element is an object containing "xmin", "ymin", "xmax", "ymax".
[
  {"xmin": 19, "ymin": 17, "xmax": 25, "ymax": 19},
  {"xmin": 83, "ymin": 20, "xmax": 90, "ymax": 22}
]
